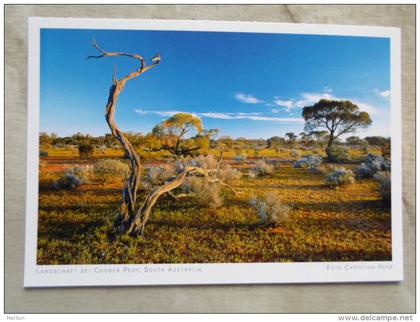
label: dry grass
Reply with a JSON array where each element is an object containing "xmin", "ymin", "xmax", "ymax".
[{"xmin": 37, "ymin": 149, "xmax": 391, "ymax": 264}]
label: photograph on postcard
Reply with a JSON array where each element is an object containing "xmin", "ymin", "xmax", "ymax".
[{"xmin": 25, "ymin": 18, "xmax": 402, "ymax": 286}]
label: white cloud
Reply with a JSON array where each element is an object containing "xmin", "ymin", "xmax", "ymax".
[
  {"xmin": 134, "ymin": 109, "xmax": 198, "ymax": 117},
  {"xmin": 235, "ymin": 115, "xmax": 303, "ymax": 122},
  {"xmin": 374, "ymin": 88, "xmax": 391, "ymax": 98},
  {"xmin": 299, "ymin": 92, "xmax": 378, "ymax": 115},
  {"xmin": 351, "ymin": 101, "xmax": 378, "ymax": 115},
  {"xmin": 323, "ymin": 86, "xmax": 333, "ymax": 93},
  {"xmin": 300, "ymin": 92, "xmax": 334, "ymax": 103},
  {"xmin": 136, "ymin": 109, "xmax": 303, "ymax": 123},
  {"xmin": 200, "ymin": 112, "xmax": 234, "ymax": 119},
  {"xmin": 273, "ymin": 99, "xmax": 295, "ymax": 111},
  {"xmin": 235, "ymin": 93, "xmax": 264, "ymax": 104}
]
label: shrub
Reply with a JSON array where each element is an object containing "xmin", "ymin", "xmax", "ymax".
[
  {"xmin": 146, "ymin": 164, "xmax": 176, "ymax": 186},
  {"xmin": 251, "ymin": 160, "xmax": 274, "ymax": 177},
  {"xmin": 54, "ymin": 174, "xmax": 81, "ymax": 190},
  {"xmin": 250, "ymin": 192, "xmax": 290, "ymax": 225},
  {"xmin": 325, "ymin": 167, "xmax": 355, "ymax": 186},
  {"xmin": 65, "ymin": 166, "xmax": 92, "ymax": 182},
  {"xmin": 187, "ymin": 155, "xmax": 218, "ymax": 170},
  {"xmin": 217, "ymin": 164, "xmax": 241, "ymax": 182},
  {"xmin": 248, "ymin": 170, "xmax": 257, "ymax": 179},
  {"xmin": 78, "ymin": 143, "xmax": 94, "ymax": 157},
  {"xmin": 374, "ymin": 171, "xmax": 391, "ymax": 206},
  {"xmin": 181, "ymin": 177, "xmax": 223, "ymax": 208},
  {"xmin": 290, "ymin": 149, "xmax": 300, "ymax": 157},
  {"xmin": 355, "ymin": 153, "xmax": 391, "ymax": 178},
  {"xmin": 93, "ymin": 159, "xmax": 130, "ymax": 183},
  {"xmin": 234, "ymin": 154, "xmax": 247, "ymax": 162},
  {"xmin": 326, "ymin": 145, "xmax": 349, "ymax": 163},
  {"xmin": 39, "ymin": 150, "xmax": 49, "ymax": 157},
  {"xmin": 39, "ymin": 159, "xmax": 47, "ymax": 170},
  {"xmin": 293, "ymin": 154, "xmax": 323, "ymax": 170}
]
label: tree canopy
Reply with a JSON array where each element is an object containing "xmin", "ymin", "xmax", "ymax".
[
  {"xmin": 150, "ymin": 113, "xmax": 209, "ymax": 157},
  {"xmin": 302, "ymin": 99, "xmax": 372, "ymax": 148}
]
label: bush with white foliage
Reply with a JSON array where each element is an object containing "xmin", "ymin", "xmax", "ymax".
[
  {"xmin": 65, "ymin": 165, "xmax": 92, "ymax": 182},
  {"xmin": 217, "ymin": 164, "xmax": 241, "ymax": 182},
  {"xmin": 374, "ymin": 171, "xmax": 391, "ymax": 206},
  {"xmin": 146, "ymin": 164, "xmax": 176, "ymax": 186},
  {"xmin": 181, "ymin": 177, "xmax": 223, "ymax": 208},
  {"xmin": 250, "ymin": 160, "xmax": 274, "ymax": 177},
  {"xmin": 325, "ymin": 167, "xmax": 355, "ymax": 186},
  {"xmin": 356, "ymin": 153, "xmax": 391, "ymax": 178},
  {"xmin": 186, "ymin": 154, "xmax": 218, "ymax": 170},
  {"xmin": 293, "ymin": 155, "xmax": 323, "ymax": 171},
  {"xmin": 250, "ymin": 192, "xmax": 290, "ymax": 225},
  {"xmin": 54, "ymin": 174, "xmax": 81, "ymax": 190}
]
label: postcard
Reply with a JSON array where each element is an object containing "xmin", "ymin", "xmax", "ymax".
[{"xmin": 24, "ymin": 17, "xmax": 402, "ymax": 287}]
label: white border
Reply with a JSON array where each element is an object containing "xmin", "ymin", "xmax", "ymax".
[{"xmin": 24, "ymin": 17, "xmax": 402, "ymax": 287}]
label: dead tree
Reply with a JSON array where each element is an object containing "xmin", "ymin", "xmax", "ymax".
[{"xmin": 88, "ymin": 40, "xmax": 235, "ymax": 235}]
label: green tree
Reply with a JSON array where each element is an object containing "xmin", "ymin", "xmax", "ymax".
[
  {"xmin": 267, "ymin": 136, "xmax": 286, "ymax": 149},
  {"xmin": 150, "ymin": 113, "xmax": 207, "ymax": 157},
  {"xmin": 302, "ymin": 99, "xmax": 372, "ymax": 160},
  {"xmin": 345, "ymin": 136, "xmax": 365, "ymax": 146},
  {"xmin": 285, "ymin": 132, "xmax": 297, "ymax": 146}
]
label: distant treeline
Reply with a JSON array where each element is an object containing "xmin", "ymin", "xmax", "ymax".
[{"xmin": 40, "ymin": 131, "xmax": 390, "ymax": 150}]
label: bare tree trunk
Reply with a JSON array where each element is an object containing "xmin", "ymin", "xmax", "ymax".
[
  {"xmin": 88, "ymin": 39, "xmax": 160, "ymax": 233},
  {"xmin": 88, "ymin": 40, "xmax": 235, "ymax": 235}
]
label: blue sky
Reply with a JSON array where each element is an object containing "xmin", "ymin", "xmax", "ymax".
[{"xmin": 40, "ymin": 28, "xmax": 391, "ymax": 139}]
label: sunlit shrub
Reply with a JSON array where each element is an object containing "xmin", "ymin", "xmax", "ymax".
[
  {"xmin": 39, "ymin": 159, "xmax": 47, "ymax": 170},
  {"xmin": 187, "ymin": 154, "xmax": 218, "ymax": 170},
  {"xmin": 251, "ymin": 160, "xmax": 274, "ymax": 177},
  {"xmin": 250, "ymin": 192, "xmax": 290, "ymax": 225},
  {"xmin": 293, "ymin": 154, "xmax": 323, "ymax": 171},
  {"xmin": 326, "ymin": 145, "xmax": 349, "ymax": 163},
  {"xmin": 65, "ymin": 165, "xmax": 92, "ymax": 182},
  {"xmin": 290, "ymin": 149, "xmax": 300, "ymax": 157},
  {"xmin": 181, "ymin": 177, "xmax": 223, "ymax": 208},
  {"xmin": 93, "ymin": 159, "xmax": 130, "ymax": 183},
  {"xmin": 325, "ymin": 167, "xmax": 355, "ymax": 186},
  {"xmin": 356, "ymin": 153, "xmax": 391, "ymax": 178},
  {"xmin": 146, "ymin": 164, "xmax": 176, "ymax": 186},
  {"xmin": 248, "ymin": 170, "xmax": 257, "ymax": 179},
  {"xmin": 374, "ymin": 171, "xmax": 391, "ymax": 206},
  {"xmin": 54, "ymin": 174, "xmax": 81, "ymax": 190},
  {"xmin": 217, "ymin": 164, "xmax": 241, "ymax": 182}
]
